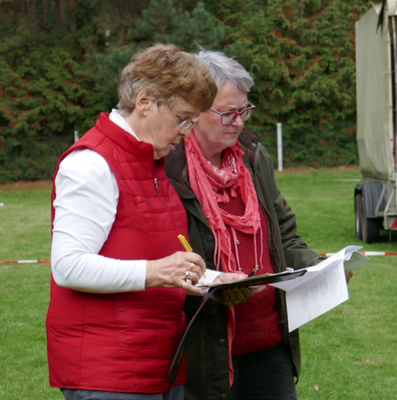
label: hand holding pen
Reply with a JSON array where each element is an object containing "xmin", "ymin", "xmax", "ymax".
[
  {"xmin": 178, "ymin": 235, "xmax": 207, "ymax": 279},
  {"xmin": 144, "ymin": 235, "xmax": 206, "ymax": 295},
  {"xmin": 145, "ymin": 245, "xmax": 207, "ymax": 296}
]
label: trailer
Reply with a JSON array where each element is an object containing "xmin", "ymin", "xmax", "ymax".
[{"xmin": 355, "ymin": 1, "xmax": 397, "ymax": 243}]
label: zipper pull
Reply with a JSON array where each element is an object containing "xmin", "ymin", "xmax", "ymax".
[{"xmin": 154, "ymin": 178, "xmax": 160, "ymax": 194}]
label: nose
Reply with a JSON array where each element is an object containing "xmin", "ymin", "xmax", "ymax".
[
  {"xmin": 231, "ymin": 114, "xmax": 245, "ymax": 127},
  {"xmin": 179, "ymin": 127, "xmax": 193, "ymax": 138}
]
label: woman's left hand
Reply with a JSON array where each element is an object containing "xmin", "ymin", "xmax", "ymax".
[{"xmin": 345, "ymin": 269, "xmax": 354, "ymax": 284}]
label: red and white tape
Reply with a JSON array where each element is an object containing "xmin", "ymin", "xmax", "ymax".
[
  {"xmin": 0, "ymin": 259, "xmax": 51, "ymax": 264},
  {"xmin": 1, "ymin": 251, "xmax": 397, "ymax": 265},
  {"xmin": 320, "ymin": 251, "xmax": 397, "ymax": 257}
]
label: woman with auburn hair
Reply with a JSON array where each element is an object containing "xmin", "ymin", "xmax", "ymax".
[{"xmin": 47, "ymin": 44, "xmax": 246, "ymax": 400}]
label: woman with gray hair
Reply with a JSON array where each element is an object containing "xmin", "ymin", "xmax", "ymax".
[
  {"xmin": 165, "ymin": 49, "xmax": 325, "ymax": 399},
  {"xmin": 47, "ymin": 44, "xmax": 245, "ymax": 400}
]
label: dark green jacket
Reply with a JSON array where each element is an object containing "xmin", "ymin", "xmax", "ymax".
[{"xmin": 165, "ymin": 128, "xmax": 323, "ymax": 400}]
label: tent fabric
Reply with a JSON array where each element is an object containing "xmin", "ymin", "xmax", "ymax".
[{"xmin": 356, "ymin": 7, "xmax": 395, "ymax": 181}]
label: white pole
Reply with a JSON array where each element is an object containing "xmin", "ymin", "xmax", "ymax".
[
  {"xmin": 74, "ymin": 130, "xmax": 79, "ymax": 143},
  {"xmin": 277, "ymin": 123, "xmax": 283, "ymax": 172}
]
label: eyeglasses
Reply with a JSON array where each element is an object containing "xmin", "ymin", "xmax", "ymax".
[
  {"xmin": 178, "ymin": 120, "xmax": 195, "ymax": 131},
  {"xmin": 210, "ymin": 103, "xmax": 256, "ymax": 126},
  {"xmin": 171, "ymin": 110, "xmax": 196, "ymax": 131}
]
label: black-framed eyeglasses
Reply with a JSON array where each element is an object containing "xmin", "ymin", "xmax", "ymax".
[{"xmin": 210, "ymin": 102, "xmax": 256, "ymax": 126}]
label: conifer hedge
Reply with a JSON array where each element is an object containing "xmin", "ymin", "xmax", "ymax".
[{"xmin": 0, "ymin": 0, "xmax": 370, "ymax": 182}]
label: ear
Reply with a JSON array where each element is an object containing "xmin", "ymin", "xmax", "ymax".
[
  {"xmin": 192, "ymin": 115, "xmax": 199, "ymax": 124},
  {"xmin": 135, "ymin": 91, "xmax": 152, "ymax": 116}
]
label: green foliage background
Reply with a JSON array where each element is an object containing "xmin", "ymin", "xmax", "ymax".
[{"xmin": 0, "ymin": 0, "xmax": 370, "ymax": 182}]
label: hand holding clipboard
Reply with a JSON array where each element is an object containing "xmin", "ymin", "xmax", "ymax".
[{"xmin": 168, "ymin": 268, "xmax": 307, "ymax": 382}]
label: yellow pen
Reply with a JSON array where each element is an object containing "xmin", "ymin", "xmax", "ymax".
[{"xmin": 178, "ymin": 234, "xmax": 207, "ymax": 278}]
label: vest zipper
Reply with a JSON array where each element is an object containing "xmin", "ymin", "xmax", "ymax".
[{"xmin": 154, "ymin": 178, "xmax": 160, "ymax": 194}]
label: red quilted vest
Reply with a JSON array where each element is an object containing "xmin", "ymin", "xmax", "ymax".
[{"xmin": 47, "ymin": 113, "xmax": 188, "ymax": 393}]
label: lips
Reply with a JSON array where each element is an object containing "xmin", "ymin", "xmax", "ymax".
[{"xmin": 170, "ymin": 138, "xmax": 181, "ymax": 150}]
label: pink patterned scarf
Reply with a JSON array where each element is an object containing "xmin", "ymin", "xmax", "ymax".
[
  {"xmin": 185, "ymin": 131, "xmax": 264, "ymax": 274},
  {"xmin": 185, "ymin": 131, "xmax": 265, "ymax": 386}
]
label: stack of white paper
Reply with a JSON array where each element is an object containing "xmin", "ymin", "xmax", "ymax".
[{"xmin": 269, "ymin": 246, "xmax": 369, "ymax": 332}]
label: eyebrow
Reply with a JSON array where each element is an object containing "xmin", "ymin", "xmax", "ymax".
[
  {"xmin": 177, "ymin": 110, "xmax": 199, "ymax": 120},
  {"xmin": 217, "ymin": 103, "xmax": 250, "ymax": 113}
]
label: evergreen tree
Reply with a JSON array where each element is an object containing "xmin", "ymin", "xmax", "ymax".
[
  {"xmin": 131, "ymin": 0, "xmax": 224, "ymax": 51},
  {"xmin": 202, "ymin": 0, "xmax": 369, "ymax": 166},
  {"xmin": 0, "ymin": 0, "xmax": 375, "ymax": 181},
  {"xmin": 96, "ymin": 0, "xmax": 224, "ymax": 109},
  {"xmin": 204, "ymin": 0, "xmax": 369, "ymax": 128}
]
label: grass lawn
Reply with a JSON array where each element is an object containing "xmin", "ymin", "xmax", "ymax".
[
  {"xmin": 0, "ymin": 167, "xmax": 396, "ymax": 399},
  {"xmin": 276, "ymin": 166, "xmax": 397, "ymax": 399}
]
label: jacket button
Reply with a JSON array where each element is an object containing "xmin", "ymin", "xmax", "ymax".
[
  {"xmin": 218, "ymin": 338, "xmax": 226, "ymax": 346},
  {"xmin": 206, "ymin": 235, "xmax": 214, "ymax": 242},
  {"xmin": 220, "ymin": 394, "xmax": 228, "ymax": 400}
]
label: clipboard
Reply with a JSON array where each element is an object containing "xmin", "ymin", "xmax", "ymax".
[{"xmin": 168, "ymin": 269, "xmax": 307, "ymax": 382}]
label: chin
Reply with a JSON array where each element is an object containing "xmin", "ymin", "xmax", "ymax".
[
  {"xmin": 224, "ymin": 138, "xmax": 239, "ymax": 148},
  {"xmin": 154, "ymin": 149, "xmax": 170, "ymax": 159},
  {"xmin": 153, "ymin": 151, "xmax": 162, "ymax": 160}
]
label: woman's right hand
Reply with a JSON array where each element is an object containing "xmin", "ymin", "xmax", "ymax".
[{"xmin": 146, "ymin": 251, "xmax": 207, "ymax": 295}]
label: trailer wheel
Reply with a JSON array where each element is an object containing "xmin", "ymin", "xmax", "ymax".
[
  {"xmin": 361, "ymin": 196, "xmax": 380, "ymax": 243},
  {"xmin": 355, "ymin": 193, "xmax": 363, "ymax": 240}
]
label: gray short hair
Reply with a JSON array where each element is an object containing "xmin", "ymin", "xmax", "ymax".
[{"xmin": 196, "ymin": 49, "xmax": 254, "ymax": 92}]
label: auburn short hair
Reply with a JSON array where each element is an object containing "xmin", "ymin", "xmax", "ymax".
[{"xmin": 118, "ymin": 44, "xmax": 218, "ymax": 115}]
